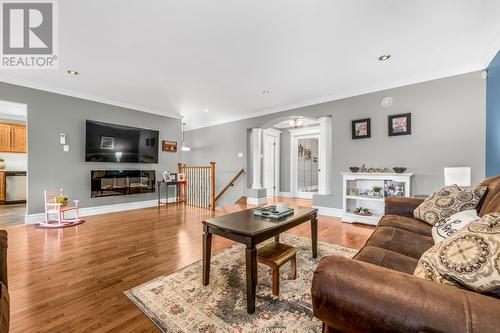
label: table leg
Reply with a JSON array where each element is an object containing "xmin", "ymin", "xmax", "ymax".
[
  {"xmin": 202, "ymin": 228, "xmax": 212, "ymax": 286},
  {"xmin": 311, "ymin": 214, "xmax": 318, "ymax": 258},
  {"xmin": 176, "ymin": 184, "xmax": 179, "ymax": 204},
  {"xmin": 245, "ymin": 246, "xmax": 257, "ymax": 314},
  {"xmin": 274, "ymin": 234, "xmax": 280, "ymax": 243},
  {"xmin": 157, "ymin": 183, "xmax": 161, "ymax": 206},
  {"xmin": 166, "ymin": 185, "xmax": 170, "ymax": 208}
]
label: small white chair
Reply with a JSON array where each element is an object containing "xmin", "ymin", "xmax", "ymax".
[{"xmin": 43, "ymin": 189, "xmax": 81, "ymax": 225}]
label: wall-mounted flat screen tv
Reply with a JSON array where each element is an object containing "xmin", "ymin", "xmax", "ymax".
[{"xmin": 85, "ymin": 120, "xmax": 159, "ymax": 163}]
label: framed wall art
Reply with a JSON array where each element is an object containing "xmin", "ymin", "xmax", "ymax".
[
  {"xmin": 388, "ymin": 113, "xmax": 411, "ymax": 136},
  {"xmin": 162, "ymin": 140, "xmax": 177, "ymax": 152},
  {"xmin": 351, "ymin": 118, "xmax": 371, "ymax": 139}
]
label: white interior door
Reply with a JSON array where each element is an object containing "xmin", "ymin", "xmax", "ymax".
[{"xmin": 263, "ymin": 134, "xmax": 276, "ymax": 197}]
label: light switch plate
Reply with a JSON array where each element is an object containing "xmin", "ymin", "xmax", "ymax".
[
  {"xmin": 63, "ymin": 145, "xmax": 69, "ymax": 152},
  {"xmin": 238, "ymin": 152, "xmax": 244, "ymax": 158},
  {"xmin": 60, "ymin": 133, "xmax": 66, "ymax": 145}
]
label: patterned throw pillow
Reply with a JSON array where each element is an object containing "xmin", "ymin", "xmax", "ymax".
[
  {"xmin": 414, "ymin": 212, "xmax": 500, "ymax": 295},
  {"xmin": 413, "ymin": 184, "xmax": 487, "ymax": 225},
  {"xmin": 431, "ymin": 209, "xmax": 479, "ymax": 243}
]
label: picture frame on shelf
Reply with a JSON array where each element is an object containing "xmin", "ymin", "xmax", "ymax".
[
  {"xmin": 163, "ymin": 172, "xmax": 178, "ymax": 182},
  {"xmin": 388, "ymin": 113, "xmax": 411, "ymax": 136},
  {"xmin": 384, "ymin": 180, "xmax": 405, "ymax": 196},
  {"xmin": 351, "ymin": 118, "xmax": 371, "ymax": 139},
  {"xmin": 162, "ymin": 171, "xmax": 171, "ymax": 182}
]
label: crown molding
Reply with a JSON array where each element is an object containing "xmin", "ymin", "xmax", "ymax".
[
  {"xmin": 186, "ymin": 64, "xmax": 484, "ymax": 131},
  {"xmin": 0, "ymin": 76, "xmax": 182, "ymax": 120}
]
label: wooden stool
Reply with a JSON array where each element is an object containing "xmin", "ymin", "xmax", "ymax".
[{"xmin": 257, "ymin": 241, "xmax": 297, "ymax": 296}]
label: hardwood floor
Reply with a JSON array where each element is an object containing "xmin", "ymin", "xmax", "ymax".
[
  {"xmin": 4, "ymin": 198, "xmax": 374, "ymax": 333},
  {"xmin": 0, "ymin": 203, "xmax": 25, "ymax": 226}
]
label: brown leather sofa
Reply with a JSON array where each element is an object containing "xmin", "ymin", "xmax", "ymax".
[
  {"xmin": 0, "ymin": 231, "xmax": 8, "ymax": 333},
  {"xmin": 312, "ymin": 175, "xmax": 500, "ymax": 333}
]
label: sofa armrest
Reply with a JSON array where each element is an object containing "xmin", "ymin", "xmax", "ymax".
[
  {"xmin": 384, "ymin": 196, "xmax": 424, "ymax": 217},
  {"xmin": 0, "ymin": 231, "xmax": 6, "ymax": 288},
  {"xmin": 312, "ymin": 255, "xmax": 500, "ymax": 333}
]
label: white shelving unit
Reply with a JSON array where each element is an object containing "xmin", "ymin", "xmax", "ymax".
[{"xmin": 342, "ymin": 172, "xmax": 413, "ymax": 225}]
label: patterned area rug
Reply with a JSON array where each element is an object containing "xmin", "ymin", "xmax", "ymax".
[
  {"xmin": 124, "ymin": 234, "xmax": 357, "ymax": 332},
  {"xmin": 35, "ymin": 219, "xmax": 85, "ymax": 229}
]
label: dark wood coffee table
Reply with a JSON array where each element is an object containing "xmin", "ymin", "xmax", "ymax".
[{"xmin": 202, "ymin": 206, "xmax": 318, "ymax": 314}]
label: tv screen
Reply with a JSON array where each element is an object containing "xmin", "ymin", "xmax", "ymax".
[{"xmin": 85, "ymin": 120, "xmax": 159, "ymax": 163}]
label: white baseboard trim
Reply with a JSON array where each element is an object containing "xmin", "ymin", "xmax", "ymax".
[
  {"xmin": 277, "ymin": 192, "xmax": 294, "ymax": 197},
  {"xmin": 247, "ymin": 197, "xmax": 267, "ymax": 206},
  {"xmin": 312, "ymin": 206, "xmax": 343, "ymax": 218},
  {"xmin": 25, "ymin": 197, "xmax": 177, "ymax": 224}
]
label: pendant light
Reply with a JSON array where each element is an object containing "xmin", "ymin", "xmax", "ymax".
[
  {"xmin": 181, "ymin": 122, "xmax": 191, "ymax": 152},
  {"xmin": 289, "ymin": 118, "xmax": 303, "ymax": 128}
]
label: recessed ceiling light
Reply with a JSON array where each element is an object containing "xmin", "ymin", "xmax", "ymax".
[
  {"xmin": 378, "ymin": 54, "xmax": 391, "ymax": 61},
  {"xmin": 204, "ymin": 108, "xmax": 209, "ymax": 113},
  {"xmin": 67, "ymin": 69, "xmax": 79, "ymax": 75},
  {"xmin": 262, "ymin": 90, "xmax": 270, "ymax": 95}
]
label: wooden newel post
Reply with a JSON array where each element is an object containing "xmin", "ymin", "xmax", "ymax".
[
  {"xmin": 178, "ymin": 163, "xmax": 185, "ymax": 174},
  {"xmin": 177, "ymin": 163, "xmax": 186, "ymax": 204},
  {"xmin": 210, "ymin": 161, "xmax": 216, "ymax": 210}
]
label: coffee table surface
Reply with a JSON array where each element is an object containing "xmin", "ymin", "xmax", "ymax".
[{"xmin": 202, "ymin": 206, "xmax": 316, "ymax": 236}]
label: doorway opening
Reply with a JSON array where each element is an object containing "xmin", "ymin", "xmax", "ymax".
[
  {"xmin": 0, "ymin": 100, "xmax": 28, "ymax": 226},
  {"xmin": 290, "ymin": 126, "xmax": 320, "ymax": 199}
]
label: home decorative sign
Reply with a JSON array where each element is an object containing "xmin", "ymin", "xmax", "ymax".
[{"xmin": 162, "ymin": 140, "xmax": 177, "ymax": 152}]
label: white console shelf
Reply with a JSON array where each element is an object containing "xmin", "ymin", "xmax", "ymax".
[{"xmin": 342, "ymin": 172, "xmax": 413, "ymax": 225}]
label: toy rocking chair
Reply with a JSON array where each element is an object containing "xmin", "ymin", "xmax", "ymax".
[{"xmin": 39, "ymin": 189, "xmax": 84, "ymax": 228}]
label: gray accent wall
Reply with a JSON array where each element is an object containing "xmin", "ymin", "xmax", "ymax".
[
  {"xmin": 185, "ymin": 71, "xmax": 486, "ymax": 209},
  {"xmin": 0, "ymin": 82, "xmax": 181, "ymax": 214}
]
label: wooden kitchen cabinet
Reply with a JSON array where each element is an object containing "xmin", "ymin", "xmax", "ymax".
[
  {"xmin": 11, "ymin": 125, "xmax": 26, "ymax": 152},
  {"xmin": 0, "ymin": 124, "xmax": 11, "ymax": 152},
  {"xmin": 0, "ymin": 123, "xmax": 26, "ymax": 153}
]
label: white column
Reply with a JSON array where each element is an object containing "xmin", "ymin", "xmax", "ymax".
[
  {"xmin": 251, "ymin": 128, "xmax": 263, "ymax": 189},
  {"xmin": 318, "ymin": 116, "xmax": 332, "ymax": 195}
]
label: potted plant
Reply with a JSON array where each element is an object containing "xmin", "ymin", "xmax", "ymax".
[{"xmin": 372, "ymin": 186, "xmax": 382, "ymax": 197}]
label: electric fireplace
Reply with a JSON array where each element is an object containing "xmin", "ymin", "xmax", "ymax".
[{"xmin": 91, "ymin": 170, "xmax": 155, "ymax": 198}]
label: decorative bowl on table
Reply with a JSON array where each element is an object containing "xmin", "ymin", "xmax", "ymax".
[
  {"xmin": 349, "ymin": 167, "xmax": 360, "ymax": 173},
  {"xmin": 393, "ymin": 167, "xmax": 407, "ymax": 173}
]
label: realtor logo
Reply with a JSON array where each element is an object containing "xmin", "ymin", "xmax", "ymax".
[{"xmin": 1, "ymin": 0, "xmax": 57, "ymax": 68}]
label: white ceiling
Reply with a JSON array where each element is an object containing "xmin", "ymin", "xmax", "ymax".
[{"xmin": 0, "ymin": 0, "xmax": 499, "ymax": 130}]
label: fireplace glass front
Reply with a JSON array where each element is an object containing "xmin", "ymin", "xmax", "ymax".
[{"xmin": 91, "ymin": 170, "xmax": 155, "ymax": 198}]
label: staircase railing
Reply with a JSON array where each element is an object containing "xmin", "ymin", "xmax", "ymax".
[
  {"xmin": 214, "ymin": 169, "xmax": 245, "ymax": 204},
  {"xmin": 178, "ymin": 162, "xmax": 215, "ymax": 210}
]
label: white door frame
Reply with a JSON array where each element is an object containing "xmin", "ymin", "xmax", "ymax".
[
  {"xmin": 263, "ymin": 128, "xmax": 281, "ymax": 197},
  {"xmin": 290, "ymin": 127, "xmax": 320, "ymax": 199}
]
